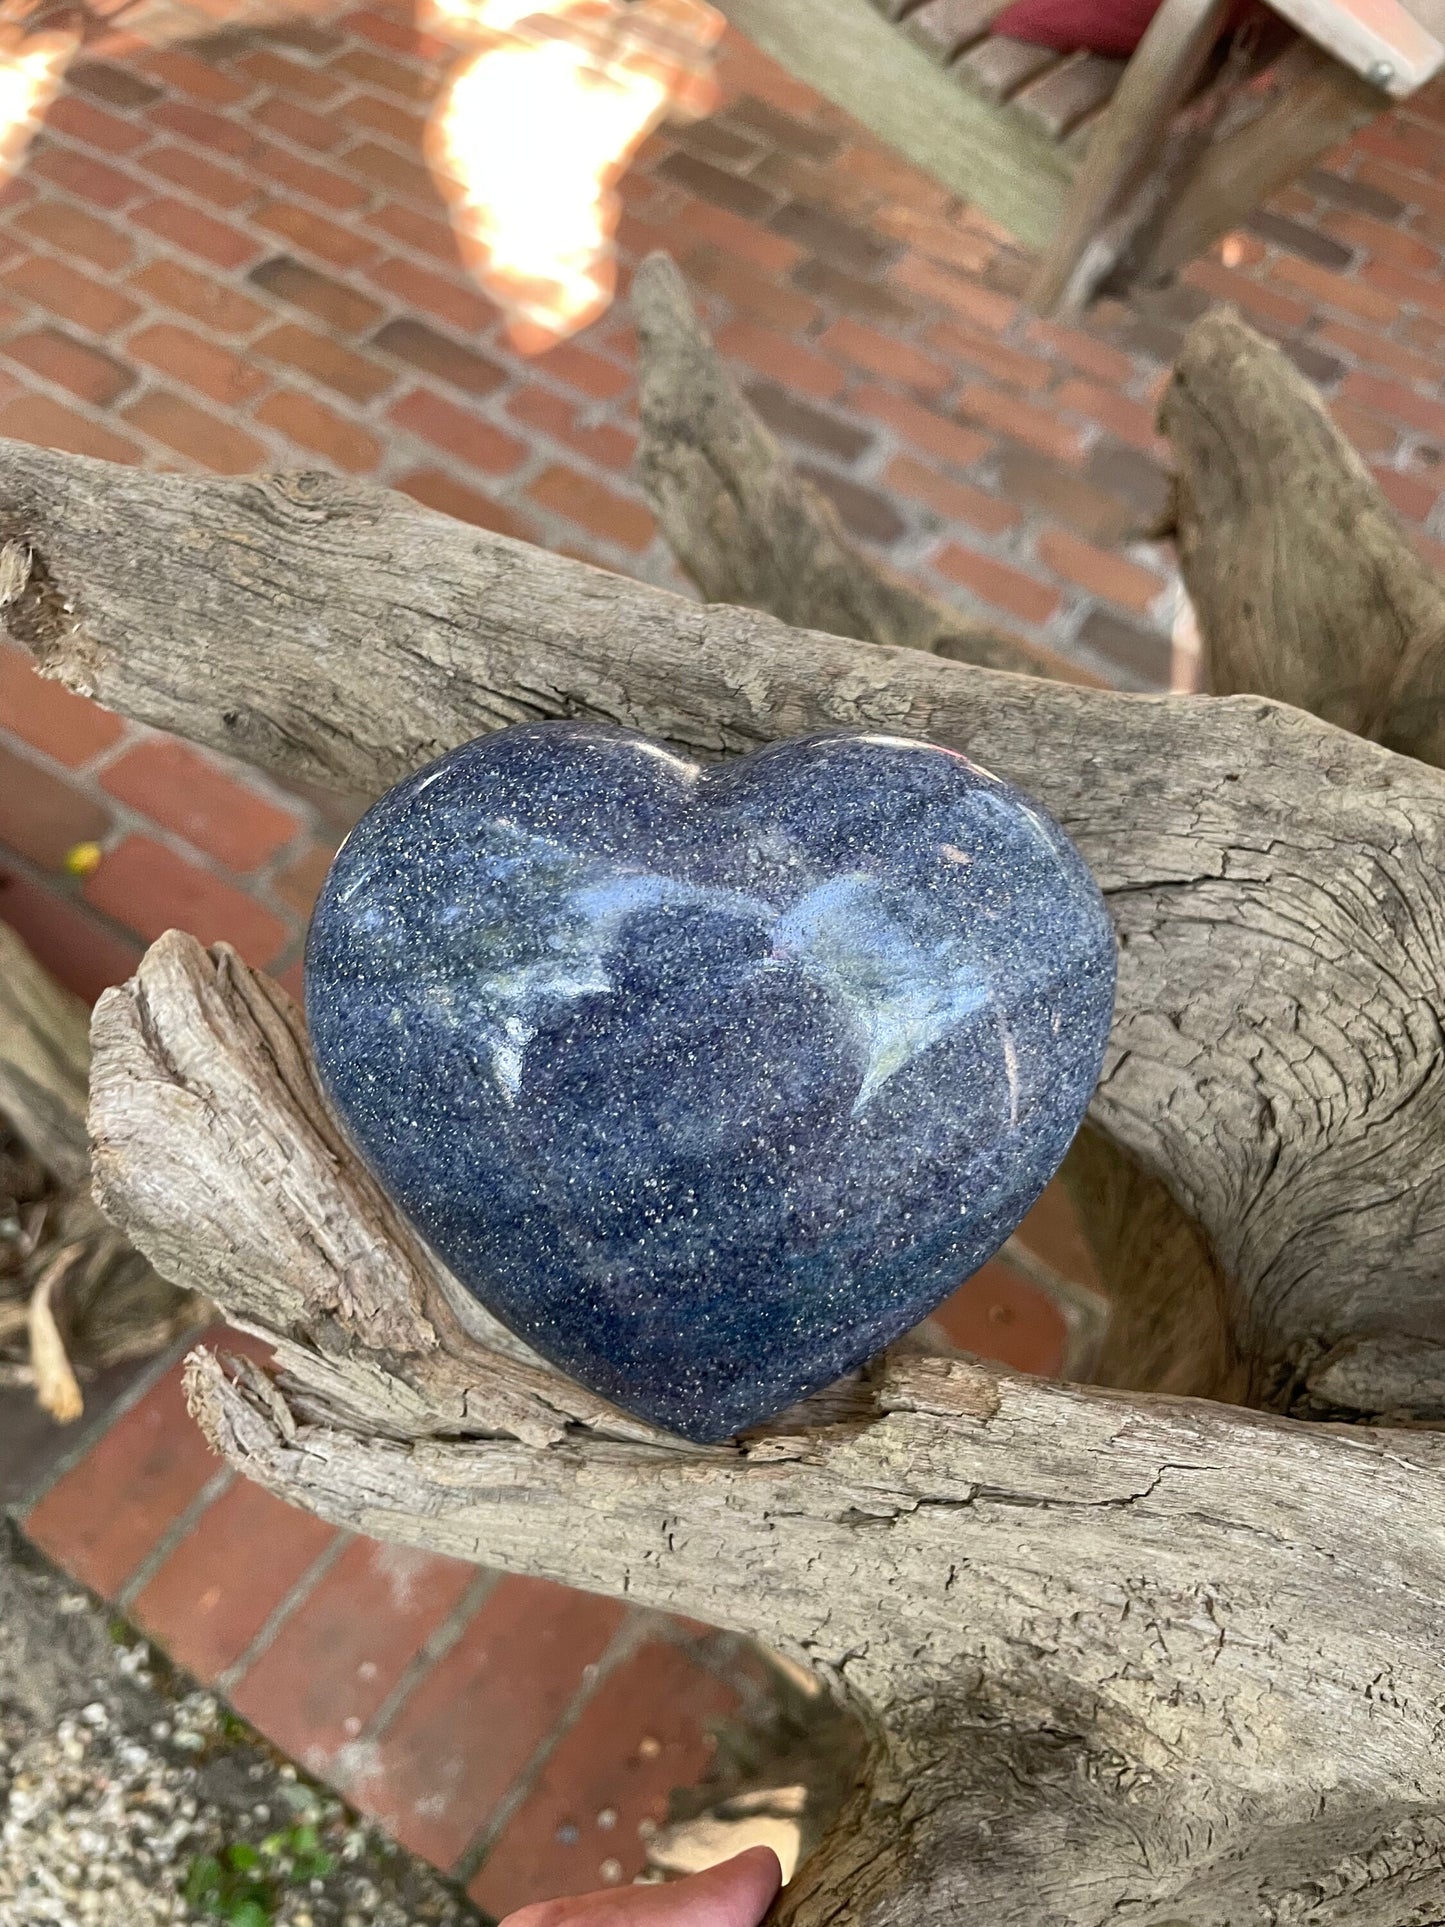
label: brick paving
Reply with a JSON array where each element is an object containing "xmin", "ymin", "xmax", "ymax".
[{"xmin": 5, "ymin": 0, "xmax": 1445, "ymax": 1910}]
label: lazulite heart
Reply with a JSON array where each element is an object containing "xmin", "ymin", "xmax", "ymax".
[{"xmin": 305, "ymin": 723, "xmax": 1115, "ymax": 1442}]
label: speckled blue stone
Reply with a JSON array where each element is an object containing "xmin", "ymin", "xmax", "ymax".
[{"xmin": 305, "ymin": 723, "xmax": 1115, "ymax": 1443}]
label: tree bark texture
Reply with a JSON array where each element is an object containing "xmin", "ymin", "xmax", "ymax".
[{"xmin": 1, "ymin": 293, "xmax": 1443, "ymax": 1921}]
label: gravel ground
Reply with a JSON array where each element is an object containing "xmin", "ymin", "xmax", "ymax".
[{"xmin": 0, "ymin": 1522, "xmax": 484, "ymax": 1927}]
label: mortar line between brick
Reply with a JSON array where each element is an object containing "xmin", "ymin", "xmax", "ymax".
[
  {"xmin": 215, "ymin": 1526, "xmax": 354, "ymax": 1695},
  {"xmin": 114, "ymin": 1461, "xmax": 234, "ymax": 1612},
  {"xmin": 452, "ymin": 1607, "xmax": 654, "ymax": 1887},
  {"xmin": 10, "ymin": 1324, "xmax": 196, "ymax": 1517},
  {"xmin": 335, "ymin": 1565, "xmax": 503, "ymax": 1780}
]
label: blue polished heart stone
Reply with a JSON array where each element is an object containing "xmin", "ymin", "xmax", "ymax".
[{"xmin": 305, "ymin": 723, "xmax": 1115, "ymax": 1442}]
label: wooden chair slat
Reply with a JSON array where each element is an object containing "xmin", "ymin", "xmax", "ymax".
[
  {"xmin": 905, "ymin": 0, "xmax": 1015, "ymax": 59},
  {"xmin": 957, "ymin": 33, "xmax": 1064, "ymax": 97},
  {"xmin": 1012, "ymin": 48, "xmax": 1130, "ymax": 133}
]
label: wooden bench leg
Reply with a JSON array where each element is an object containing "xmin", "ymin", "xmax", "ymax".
[
  {"xmin": 1133, "ymin": 41, "xmax": 1381, "ymax": 281},
  {"xmin": 1028, "ymin": 0, "xmax": 1235, "ymax": 313}
]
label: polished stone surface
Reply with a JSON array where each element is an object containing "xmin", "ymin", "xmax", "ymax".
[{"xmin": 305, "ymin": 724, "xmax": 1115, "ymax": 1442}]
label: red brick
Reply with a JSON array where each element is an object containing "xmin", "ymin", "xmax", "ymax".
[
  {"xmin": 345, "ymin": 90, "xmax": 427, "ymax": 148},
  {"xmin": 1320, "ymin": 208, "xmax": 1436, "ymax": 273},
  {"xmin": 230, "ymin": 1537, "xmax": 475, "ymax": 1770},
  {"xmin": 716, "ymin": 318, "xmax": 844, "ymax": 400},
  {"xmin": 254, "ymin": 321, "xmax": 394, "ymax": 403},
  {"xmin": 139, "ymin": 144, "xmax": 254, "ymax": 212},
  {"xmin": 100, "ymin": 739, "xmax": 300, "ymax": 871},
  {"xmin": 0, "ymin": 392, "xmax": 142, "ymax": 464},
  {"xmin": 506, "ymin": 386, "xmax": 636, "ymax": 471},
  {"xmin": 1179, "ymin": 257, "xmax": 1310, "ymax": 331},
  {"xmin": 1316, "ymin": 318, "xmax": 1440, "ymax": 386},
  {"xmin": 254, "ymin": 140, "xmax": 373, "ymax": 212},
  {"xmin": 254, "ymin": 389, "xmax": 382, "ymax": 472},
  {"xmin": 934, "ymin": 542, "xmax": 1061, "ymax": 623},
  {"xmin": 1361, "ymin": 258, "xmax": 1445, "ymax": 324},
  {"xmin": 371, "ymin": 318, "xmax": 504, "ymax": 396},
  {"xmin": 872, "ymin": 202, "xmax": 995, "ymax": 276},
  {"xmin": 887, "ymin": 252, "xmax": 1017, "ymax": 332},
  {"xmin": 239, "ymin": 48, "xmax": 347, "ymax": 101},
  {"xmin": 389, "ymin": 387, "xmax": 526, "ymax": 473},
  {"xmin": 853, "ymin": 384, "xmax": 990, "ymax": 469},
  {"xmin": 1331, "ymin": 398, "xmax": 1401, "ymax": 457},
  {"xmin": 1022, "ymin": 317, "xmax": 1136, "ymax": 387},
  {"xmin": 25, "ymin": 1354, "xmax": 223, "ymax": 1596},
  {"xmin": 679, "ymin": 244, "xmax": 819, "ymax": 334},
  {"xmin": 819, "ymin": 317, "xmax": 950, "ymax": 394},
  {"xmin": 83, "ymin": 835, "xmax": 290, "ymax": 964},
  {"xmin": 43, "ymin": 93, "xmax": 150, "ymax": 154},
  {"xmin": 127, "ymin": 323, "xmax": 265, "ymax": 407},
  {"xmin": 127, "ymin": 259, "xmax": 266, "ymax": 335},
  {"xmin": 365, "ymin": 254, "xmax": 495, "ymax": 336},
  {"xmin": 349, "ymin": 1578, "xmax": 625, "ymax": 1869},
  {"xmin": 883, "ymin": 454, "xmax": 1019, "ymax": 536},
  {"xmin": 0, "ymin": 741, "xmax": 110, "ymax": 870},
  {"xmin": 527, "ymin": 464, "xmax": 655, "ymax": 552},
  {"xmin": 131, "ymin": 197, "xmax": 261, "ymax": 270},
  {"xmin": 0, "ymin": 643, "xmax": 124, "ymax": 766},
  {"xmin": 364, "ymin": 199, "xmax": 460, "ymax": 263},
  {"xmin": 342, "ymin": 8, "xmax": 450, "ymax": 59},
  {"xmin": 1038, "ymin": 528, "xmax": 1164, "ymax": 614},
  {"xmin": 932, "ymin": 1257, "xmax": 1067, "ymax": 1375},
  {"xmin": 140, "ymin": 48, "xmax": 255, "ymax": 104},
  {"xmin": 470, "ymin": 1639, "xmax": 738, "ymax": 1916},
  {"xmin": 923, "ymin": 319, "xmax": 1053, "ymax": 393},
  {"xmin": 958, "ymin": 383, "xmax": 1085, "ymax": 463},
  {"xmin": 0, "ymin": 866, "xmax": 141, "ymax": 1003},
  {"xmin": 340, "ymin": 139, "xmax": 436, "ymax": 205},
  {"xmin": 4, "ymin": 253, "xmax": 140, "ymax": 333},
  {"xmin": 148, "ymin": 98, "xmax": 256, "ymax": 156},
  {"xmin": 12, "ymin": 197, "xmax": 132, "ymax": 270},
  {"xmin": 272, "ymin": 839, "xmax": 335, "ymax": 916},
  {"xmin": 1264, "ymin": 253, "xmax": 1396, "ymax": 324},
  {"xmin": 531, "ymin": 342, "xmax": 629, "ymax": 405},
  {"xmin": 254, "ymin": 195, "xmax": 383, "ymax": 269},
  {"xmin": 330, "ymin": 47, "xmax": 435, "ymax": 102},
  {"xmin": 1341, "ymin": 368, "xmax": 1445, "ymax": 442},
  {"xmin": 1373, "ymin": 464, "xmax": 1437, "ymax": 521},
  {"xmin": 397, "ymin": 467, "xmax": 536, "ymax": 540},
  {"xmin": 123, "ymin": 389, "xmax": 267, "ymax": 474},
  {"xmin": 1355, "ymin": 154, "xmax": 1445, "ymax": 221},
  {"xmin": 3, "ymin": 328, "xmax": 133, "ymax": 406},
  {"xmin": 248, "ymin": 255, "xmax": 384, "ymax": 334},
  {"xmin": 252, "ymin": 92, "xmax": 346, "ymax": 150},
  {"xmin": 1354, "ymin": 112, "xmax": 1445, "ymax": 175},
  {"xmin": 671, "ymin": 197, "xmax": 802, "ymax": 274},
  {"xmin": 131, "ymin": 1478, "xmax": 337, "ymax": 1681},
  {"xmin": 1054, "ymin": 377, "xmax": 1167, "ymax": 459},
  {"xmin": 27, "ymin": 144, "xmax": 142, "ymax": 209}
]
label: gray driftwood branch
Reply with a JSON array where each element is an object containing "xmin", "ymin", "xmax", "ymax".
[{"xmin": 1, "ymin": 283, "xmax": 1444, "ymax": 1920}]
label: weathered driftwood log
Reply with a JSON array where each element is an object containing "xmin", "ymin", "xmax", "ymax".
[
  {"xmin": 0, "ymin": 922, "xmax": 197, "ymax": 1414},
  {"xmin": 3, "ymin": 281, "xmax": 1445, "ymax": 1919},
  {"xmin": 1163, "ymin": 306, "xmax": 1445, "ymax": 768}
]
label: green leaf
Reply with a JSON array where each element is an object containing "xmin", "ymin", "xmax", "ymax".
[
  {"xmin": 226, "ymin": 1843, "xmax": 262, "ymax": 1873},
  {"xmin": 226, "ymin": 1900, "xmax": 272, "ymax": 1927},
  {"xmin": 289, "ymin": 1825, "xmax": 320, "ymax": 1855},
  {"xmin": 185, "ymin": 1856, "xmax": 224, "ymax": 1904}
]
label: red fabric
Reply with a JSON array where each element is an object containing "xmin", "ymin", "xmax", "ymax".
[{"xmin": 991, "ymin": 0, "xmax": 1259, "ymax": 58}]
